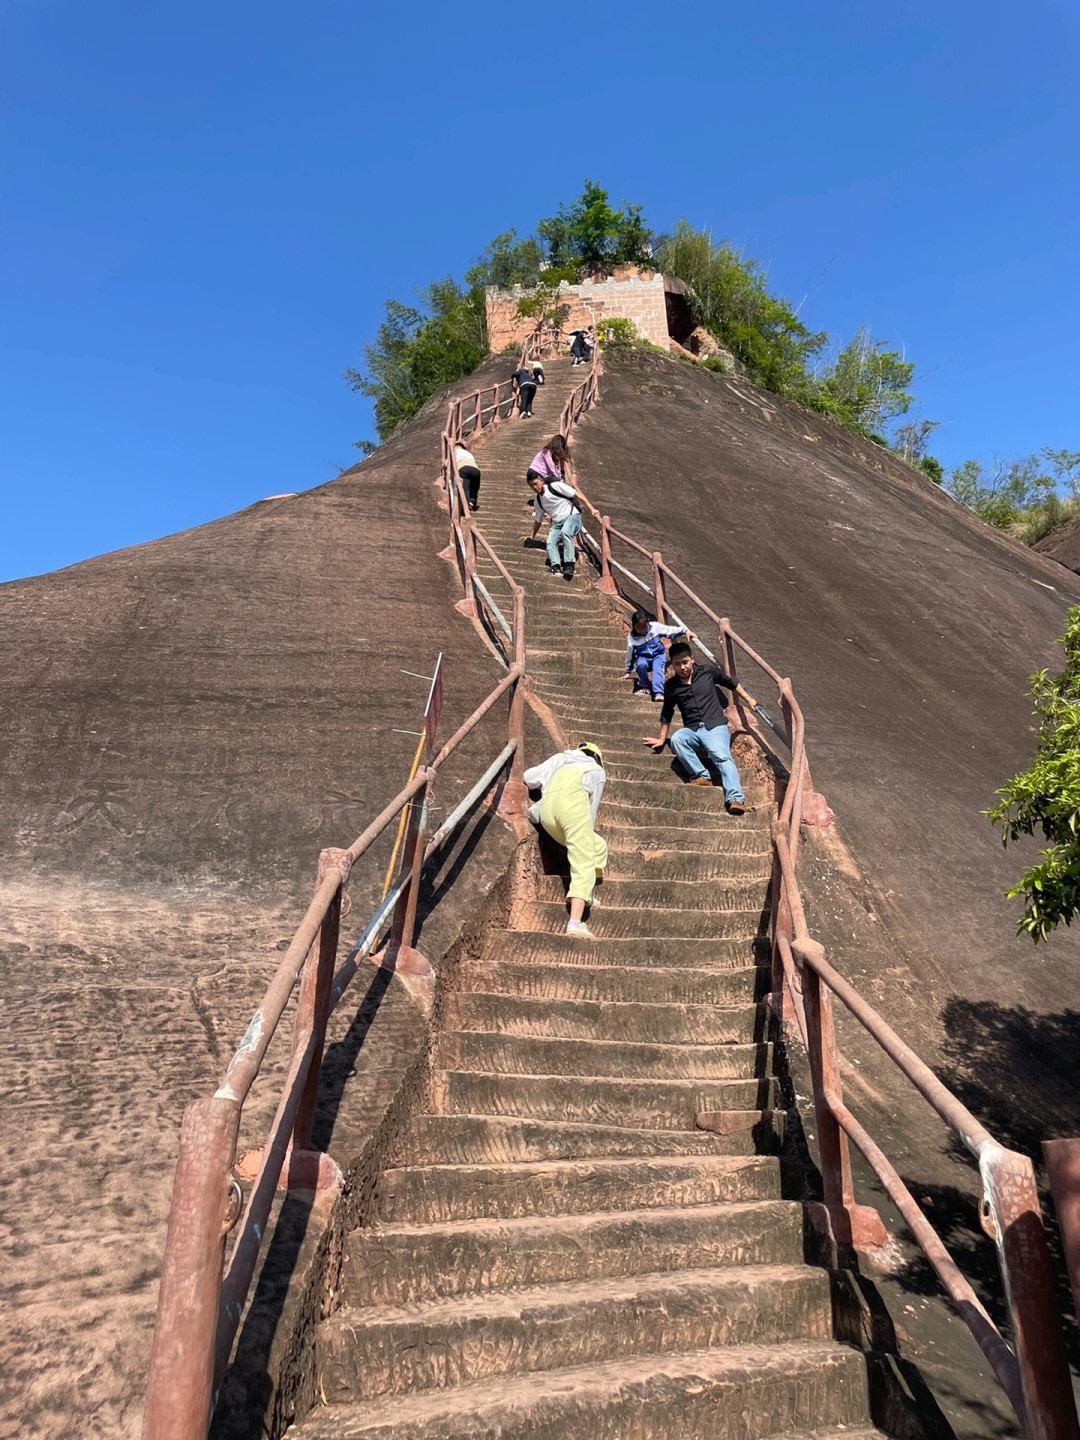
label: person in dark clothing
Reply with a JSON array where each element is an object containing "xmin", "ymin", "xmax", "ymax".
[
  {"xmin": 642, "ymin": 641, "xmax": 755, "ymax": 812},
  {"xmin": 512, "ymin": 365, "xmax": 537, "ymax": 418},
  {"xmin": 569, "ymin": 330, "xmax": 589, "ymax": 366}
]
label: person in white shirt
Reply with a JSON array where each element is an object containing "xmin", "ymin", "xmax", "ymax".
[
  {"xmin": 522, "ymin": 743, "xmax": 607, "ymax": 938},
  {"xmin": 622, "ymin": 608, "xmax": 687, "ymax": 701},
  {"xmin": 527, "ymin": 472, "xmax": 582, "ymax": 579},
  {"xmin": 453, "ymin": 443, "xmax": 481, "ymax": 511}
]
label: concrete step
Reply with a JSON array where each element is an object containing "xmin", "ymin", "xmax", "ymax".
[
  {"xmin": 515, "ymin": 900, "xmax": 766, "ymax": 940},
  {"xmin": 602, "ymin": 778, "xmax": 770, "ymax": 812},
  {"xmin": 435, "ymin": 1070, "xmax": 778, "ymax": 1128},
  {"xmin": 543, "ymin": 847, "xmax": 771, "ymax": 882},
  {"xmin": 606, "ymin": 824, "xmax": 774, "ymax": 855},
  {"xmin": 535, "ymin": 872, "xmax": 767, "ymax": 911},
  {"xmin": 289, "ymin": 1341, "xmax": 875, "ymax": 1439},
  {"xmin": 344, "ymin": 1200, "xmax": 805, "ymax": 1305},
  {"xmin": 375, "ymin": 1154, "xmax": 780, "ymax": 1225},
  {"xmin": 317, "ymin": 1265, "xmax": 831, "ymax": 1403},
  {"xmin": 480, "ymin": 928, "xmax": 767, "ymax": 970},
  {"xmin": 458, "ymin": 954, "xmax": 766, "ymax": 1005},
  {"xmin": 445, "ymin": 991, "xmax": 764, "ymax": 1045},
  {"xmin": 397, "ymin": 1113, "xmax": 765, "ymax": 1166},
  {"xmin": 437, "ymin": 1030, "xmax": 771, "ymax": 1082},
  {"xmin": 601, "ymin": 800, "xmax": 771, "ymax": 833}
]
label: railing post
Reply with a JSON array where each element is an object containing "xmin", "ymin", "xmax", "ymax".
[
  {"xmin": 984, "ymin": 1146, "xmax": 1080, "ymax": 1440},
  {"xmin": 597, "ymin": 515, "xmax": 617, "ymax": 594},
  {"xmin": 142, "ymin": 1096, "xmax": 242, "ymax": 1440},
  {"xmin": 796, "ymin": 937, "xmax": 887, "ymax": 1252},
  {"xmin": 291, "ymin": 847, "xmax": 351, "ymax": 1152},
  {"xmin": 651, "ymin": 551, "xmax": 666, "ymax": 621},
  {"xmin": 498, "ymin": 587, "xmax": 529, "ymax": 821},
  {"xmin": 719, "ymin": 616, "xmax": 748, "ymax": 731},
  {"xmin": 378, "ymin": 769, "xmax": 432, "ymax": 977}
]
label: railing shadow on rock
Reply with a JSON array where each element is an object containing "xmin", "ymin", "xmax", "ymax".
[{"xmin": 560, "ymin": 339, "xmax": 1080, "ymax": 1440}]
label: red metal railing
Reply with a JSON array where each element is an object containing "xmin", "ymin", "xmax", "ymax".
[
  {"xmin": 144, "ymin": 680, "xmax": 528, "ymax": 1437},
  {"xmin": 560, "ymin": 341, "xmax": 1080, "ymax": 1440}
]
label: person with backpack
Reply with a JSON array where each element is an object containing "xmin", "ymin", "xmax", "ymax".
[
  {"xmin": 530, "ymin": 358, "xmax": 545, "ymax": 387},
  {"xmin": 622, "ymin": 609, "xmax": 688, "ymax": 701},
  {"xmin": 525, "ymin": 436, "xmax": 580, "ymax": 579},
  {"xmin": 523, "ymin": 741, "xmax": 607, "ymax": 938},
  {"xmin": 642, "ymin": 641, "xmax": 753, "ymax": 813},
  {"xmin": 511, "ymin": 362, "xmax": 538, "ymax": 418},
  {"xmin": 453, "ymin": 441, "xmax": 482, "ymax": 512}
]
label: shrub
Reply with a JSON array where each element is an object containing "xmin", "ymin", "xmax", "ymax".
[
  {"xmin": 596, "ymin": 317, "xmax": 639, "ymax": 348},
  {"xmin": 988, "ymin": 607, "xmax": 1080, "ymax": 941}
]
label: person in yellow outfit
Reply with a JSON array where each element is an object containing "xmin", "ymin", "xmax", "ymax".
[{"xmin": 522, "ymin": 741, "xmax": 607, "ymax": 938}]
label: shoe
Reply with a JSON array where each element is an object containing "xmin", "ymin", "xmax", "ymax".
[
  {"xmin": 727, "ymin": 800, "xmax": 747, "ymax": 815},
  {"xmin": 566, "ymin": 919, "xmax": 594, "ymax": 939},
  {"xmin": 652, "ymin": 691, "xmax": 664, "ymax": 702},
  {"xmin": 468, "ymin": 501, "xmax": 479, "ymax": 512},
  {"xmin": 689, "ymin": 776, "xmax": 713, "ymax": 787},
  {"xmin": 547, "ymin": 561, "xmax": 561, "ymax": 572},
  {"xmin": 562, "ymin": 562, "xmax": 575, "ymax": 580}
]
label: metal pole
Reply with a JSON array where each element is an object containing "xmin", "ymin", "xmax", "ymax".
[
  {"xmin": 652, "ymin": 551, "xmax": 666, "ymax": 621},
  {"xmin": 598, "ymin": 516, "xmax": 617, "ymax": 594},
  {"xmin": 983, "ymin": 1147, "xmax": 1080, "ymax": 1440},
  {"xmin": 498, "ymin": 588, "xmax": 528, "ymax": 820},
  {"xmin": 143, "ymin": 1096, "xmax": 241, "ymax": 1440},
  {"xmin": 291, "ymin": 848, "xmax": 349, "ymax": 1152}
]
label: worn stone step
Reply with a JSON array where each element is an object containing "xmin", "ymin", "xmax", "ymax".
[
  {"xmin": 446, "ymin": 991, "xmax": 764, "ymax": 1045},
  {"xmin": 458, "ymin": 953, "xmax": 765, "ymax": 1005},
  {"xmin": 344, "ymin": 1200, "xmax": 805, "ymax": 1306},
  {"xmin": 376, "ymin": 1154, "xmax": 780, "ymax": 1225},
  {"xmin": 606, "ymin": 824, "xmax": 774, "ymax": 855},
  {"xmin": 602, "ymin": 800, "xmax": 771, "ymax": 833},
  {"xmin": 438, "ymin": 1030, "xmax": 771, "ymax": 1082},
  {"xmin": 435, "ymin": 1070, "xmax": 777, "ymax": 1128},
  {"xmin": 317, "ymin": 1265, "xmax": 830, "ymax": 1402},
  {"xmin": 613, "ymin": 847, "xmax": 772, "ymax": 880},
  {"xmin": 515, "ymin": 900, "xmax": 766, "ymax": 940},
  {"xmin": 480, "ymin": 928, "xmax": 767, "ymax": 970},
  {"xmin": 289, "ymin": 1340, "xmax": 874, "ymax": 1439},
  {"xmin": 397, "ymin": 1113, "xmax": 764, "ymax": 1166},
  {"xmin": 535, "ymin": 873, "xmax": 767, "ymax": 911}
]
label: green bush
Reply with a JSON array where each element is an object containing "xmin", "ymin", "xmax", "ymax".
[
  {"xmin": 701, "ymin": 356, "xmax": 728, "ymax": 374},
  {"xmin": 988, "ymin": 607, "xmax": 1080, "ymax": 941},
  {"xmin": 596, "ymin": 317, "xmax": 639, "ymax": 348}
]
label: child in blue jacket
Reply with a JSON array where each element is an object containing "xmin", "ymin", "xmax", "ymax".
[{"xmin": 623, "ymin": 609, "xmax": 687, "ymax": 701}]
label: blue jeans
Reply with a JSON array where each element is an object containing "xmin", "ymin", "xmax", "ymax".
[
  {"xmin": 631, "ymin": 639, "xmax": 667, "ymax": 697},
  {"xmin": 547, "ymin": 512, "xmax": 581, "ymax": 566},
  {"xmin": 670, "ymin": 724, "xmax": 744, "ymax": 802}
]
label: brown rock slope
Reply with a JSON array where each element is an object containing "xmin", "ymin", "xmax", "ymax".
[
  {"xmin": 1034, "ymin": 515, "xmax": 1080, "ymax": 577},
  {"xmin": 0, "ymin": 357, "xmax": 531, "ymax": 1440},
  {"xmin": 285, "ymin": 358, "xmax": 885, "ymax": 1439}
]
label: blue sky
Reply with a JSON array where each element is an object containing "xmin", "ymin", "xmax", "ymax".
[{"xmin": 2, "ymin": 0, "xmax": 1078, "ymax": 581}]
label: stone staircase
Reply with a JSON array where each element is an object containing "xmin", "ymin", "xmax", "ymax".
[{"xmin": 286, "ymin": 358, "xmax": 885, "ymax": 1438}]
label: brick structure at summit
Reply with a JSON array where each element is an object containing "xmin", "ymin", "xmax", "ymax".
[{"xmin": 485, "ymin": 265, "xmax": 693, "ymax": 352}]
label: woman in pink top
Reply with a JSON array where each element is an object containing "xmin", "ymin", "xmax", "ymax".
[{"xmin": 526, "ymin": 434, "xmax": 570, "ymax": 485}]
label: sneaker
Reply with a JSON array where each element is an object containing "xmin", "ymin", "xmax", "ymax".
[
  {"xmin": 566, "ymin": 919, "xmax": 594, "ymax": 939},
  {"xmin": 727, "ymin": 799, "xmax": 748, "ymax": 815},
  {"xmin": 468, "ymin": 501, "xmax": 479, "ymax": 512},
  {"xmin": 562, "ymin": 562, "xmax": 575, "ymax": 581},
  {"xmin": 689, "ymin": 776, "xmax": 713, "ymax": 787},
  {"xmin": 651, "ymin": 691, "xmax": 664, "ymax": 702}
]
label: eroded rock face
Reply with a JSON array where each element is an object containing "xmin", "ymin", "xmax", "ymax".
[
  {"xmin": 1034, "ymin": 515, "xmax": 1080, "ymax": 575},
  {"xmin": 0, "ymin": 357, "xmax": 526, "ymax": 1439}
]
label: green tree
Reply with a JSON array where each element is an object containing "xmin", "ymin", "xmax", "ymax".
[
  {"xmin": 464, "ymin": 230, "xmax": 544, "ymax": 291},
  {"xmin": 945, "ymin": 456, "xmax": 1052, "ymax": 530},
  {"xmin": 656, "ymin": 220, "xmax": 826, "ymax": 394},
  {"xmin": 1042, "ymin": 448, "xmax": 1080, "ymax": 500},
  {"xmin": 345, "ymin": 280, "xmax": 486, "ymax": 439},
  {"xmin": 988, "ymin": 607, "xmax": 1080, "ymax": 941},
  {"xmin": 814, "ymin": 327, "xmax": 915, "ymax": 432},
  {"xmin": 537, "ymin": 181, "xmax": 653, "ymax": 272}
]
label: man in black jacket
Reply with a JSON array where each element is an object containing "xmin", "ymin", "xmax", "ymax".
[{"xmin": 642, "ymin": 641, "xmax": 750, "ymax": 813}]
